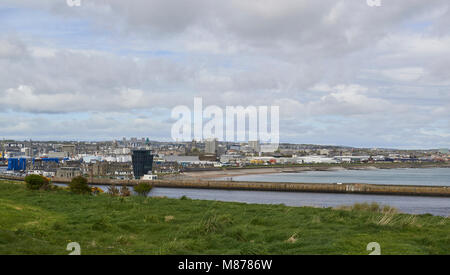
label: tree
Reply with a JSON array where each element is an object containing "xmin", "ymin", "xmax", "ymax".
[
  {"xmin": 133, "ymin": 182, "xmax": 152, "ymax": 196},
  {"xmin": 25, "ymin": 174, "xmax": 50, "ymax": 190},
  {"xmin": 68, "ymin": 176, "xmax": 91, "ymax": 194}
]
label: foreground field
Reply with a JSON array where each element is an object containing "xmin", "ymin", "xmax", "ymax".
[{"xmin": 0, "ymin": 182, "xmax": 448, "ymax": 255}]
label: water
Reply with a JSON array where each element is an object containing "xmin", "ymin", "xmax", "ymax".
[
  {"xmin": 226, "ymin": 168, "xmax": 450, "ymax": 186},
  {"xmin": 148, "ymin": 187, "xmax": 450, "ymax": 216},
  {"xmin": 73, "ymin": 184, "xmax": 450, "ymax": 217},
  {"xmin": 53, "ymin": 168, "xmax": 450, "ymax": 216}
]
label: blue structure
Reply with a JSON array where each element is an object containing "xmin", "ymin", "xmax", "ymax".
[{"xmin": 7, "ymin": 158, "xmax": 27, "ymax": 171}]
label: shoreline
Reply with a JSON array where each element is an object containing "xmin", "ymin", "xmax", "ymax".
[
  {"xmin": 175, "ymin": 163, "xmax": 450, "ymax": 180},
  {"xmin": 1, "ymin": 164, "xmax": 449, "ymax": 198}
]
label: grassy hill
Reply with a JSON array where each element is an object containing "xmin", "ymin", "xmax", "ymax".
[{"xmin": 0, "ymin": 181, "xmax": 448, "ymax": 255}]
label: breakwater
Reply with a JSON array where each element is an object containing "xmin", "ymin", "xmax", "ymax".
[{"xmin": 1, "ymin": 174, "xmax": 449, "ymax": 197}]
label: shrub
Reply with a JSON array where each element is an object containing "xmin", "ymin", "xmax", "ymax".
[
  {"xmin": 107, "ymin": 184, "xmax": 120, "ymax": 196},
  {"xmin": 119, "ymin": 185, "xmax": 131, "ymax": 197},
  {"xmin": 50, "ymin": 185, "xmax": 64, "ymax": 191},
  {"xmin": 25, "ymin": 174, "xmax": 50, "ymax": 190},
  {"xmin": 133, "ymin": 182, "xmax": 152, "ymax": 196},
  {"xmin": 106, "ymin": 184, "xmax": 120, "ymax": 197},
  {"xmin": 68, "ymin": 176, "xmax": 91, "ymax": 194}
]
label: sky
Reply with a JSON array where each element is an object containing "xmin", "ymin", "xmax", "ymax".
[{"xmin": 0, "ymin": 0, "xmax": 449, "ymax": 149}]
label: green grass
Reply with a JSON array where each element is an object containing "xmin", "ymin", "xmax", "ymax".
[{"xmin": 0, "ymin": 181, "xmax": 448, "ymax": 255}]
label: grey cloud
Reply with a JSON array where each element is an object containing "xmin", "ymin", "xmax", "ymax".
[
  {"xmin": 0, "ymin": 36, "xmax": 27, "ymax": 59},
  {"xmin": 1, "ymin": 1, "xmax": 449, "ymax": 147}
]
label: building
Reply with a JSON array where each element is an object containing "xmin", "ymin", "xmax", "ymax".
[
  {"xmin": 142, "ymin": 174, "xmax": 158, "ymax": 180},
  {"xmin": 89, "ymin": 161, "xmax": 132, "ymax": 178},
  {"xmin": 46, "ymin": 152, "xmax": 68, "ymax": 158},
  {"xmin": 161, "ymin": 155, "xmax": 200, "ymax": 166},
  {"xmin": 114, "ymin": 148, "xmax": 131, "ymax": 155},
  {"xmin": 56, "ymin": 167, "xmax": 81, "ymax": 179},
  {"xmin": 131, "ymin": 150, "xmax": 154, "ymax": 179},
  {"xmin": 333, "ymin": 156, "xmax": 370, "ymax": 163},
  {"xmin": 152, "ymin": 161, "xmax": 180, "ymax": 173},
  {"xmin": 61, "ymin": 144, "xmax": 76, "ymax": 156},
  {"xmin": 7, "ymin": 158, "xmax": 27, "ymax": 171},
  {"xmin": 205, "ymin": 138, "xmax": 218, "ymax": 154},
  {"xmin": 29, "ymin": 158, "xmax": 60, "ymax": 173},
  {"xmin": 296, "ymin": 156, "xmax": 338, "ymax": 164},
  {"xmin": 248, "ymin": 140, "xmax": 260, "ymax": 153},
  {"xmin": 220, "ymin": 154, "xmax": 244, "ymax": 164},
  {"xmin": 21, "ymin": 147, "xmax": 32, "ymax": 157}
]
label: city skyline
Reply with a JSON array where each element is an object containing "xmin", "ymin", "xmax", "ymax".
[
  {"xmin": 1, "ymin": 137, "xmax": 448, "ymax": 152},
  {"xmin": 1, "ymin": 1, "xmax": 449, "ymax": 149}
]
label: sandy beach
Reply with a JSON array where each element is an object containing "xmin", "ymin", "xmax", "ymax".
[
  {"xmin": 170, "ymin": 162, "xmax": 450, "ymax": 180},
  {"xmin": 177, "ymin": 166, "xmax": 347, "ymax": 180}
]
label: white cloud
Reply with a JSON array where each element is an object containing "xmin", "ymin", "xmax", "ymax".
[
  {"xmin": 0, "ymin": 37, "xmax": 27, "ymax": 59},
  {"xmin": 379, "ymin": 67, "xmax": 426, "ymax": 82},
  {"xmin": 0, "ymin": 0, "xmax": 449, "ymax": 147}
]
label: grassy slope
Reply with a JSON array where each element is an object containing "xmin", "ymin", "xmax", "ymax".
[{"xmin": 0, "ymin": 182, "xmax": 448, "ymax": 255}]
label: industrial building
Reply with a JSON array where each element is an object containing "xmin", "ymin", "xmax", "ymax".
[{"xmin": 7, "ymin": 158, "xmax": 27, "ymax": 171}]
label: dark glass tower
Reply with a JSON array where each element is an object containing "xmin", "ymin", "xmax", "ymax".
[{"xmin": 131, "ymin": 150, "xmax": 154, "ymax": 179}]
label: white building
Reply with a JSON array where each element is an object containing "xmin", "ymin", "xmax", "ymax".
[
  {"xmin": 142, "ymin": 173, "xmax": 158, "ymax": 180},
  {"xmin": 248, "ymin": 140, "xmax": 260, "ymax": 153},
  {"xmin": 205, "ymin": 138, "xmax": 218, "ymax": 154},
  {"xmin": 296, "ymin": 156, "xmax": 338, "ymax": 164},
  {"xmin": 333, "ymin": 156, "xmax": 370, "ymax": 163},
  {"xmin": 115, "ymin": 148, "xmax": 131, "ymax": 155}
]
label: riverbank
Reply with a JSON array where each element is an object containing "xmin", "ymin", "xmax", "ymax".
[
  {"xmin": 178, "ymin": 162, "xmax": 450, "ymax": 180},
  {"xmin": 0, "ymin": 182, "xmax": 448, "ymax": 254}
]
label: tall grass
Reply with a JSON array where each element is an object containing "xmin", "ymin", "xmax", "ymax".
[
  {"xmin": 335, "ymin": 202, "xmax": 398, "ymax": 214},
  {"xmin": 0, "ymin": 182, "xmax": 449, "ymax": 255}
]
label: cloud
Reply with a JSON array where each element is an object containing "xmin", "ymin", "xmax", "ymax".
[
  {"xmin": 0, "ymin": 36, "xmax": 27, "ymax": 59},
  {"xmin": 0, "ymin": 1, "xmax": 449, "ymax": 148}
]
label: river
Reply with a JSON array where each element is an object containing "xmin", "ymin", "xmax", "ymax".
[
  {"xmin": 149, "ymin": 167, "xmax": 449, "ymax": 216},
  {"xmin": 149, "ymin": 187, "xmax": 450, "ymax": 216},
  {"xmin": 78, "ymin": 185, "xmax": 449, "ymax": 217}
]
